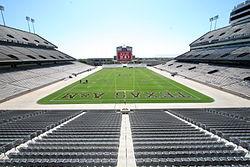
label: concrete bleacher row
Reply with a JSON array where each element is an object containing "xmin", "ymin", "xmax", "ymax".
[
  {"xmin": 176, "ymin": 46, "xmax": 250, "ymax": 63},
  {"xmin": 0, "ymin": 62, "xmax": 94, "ymax": 102},
  {"xmin": 0, "ymin": 109, "xmax": 249, "ymax": 166},
  {"xmin": 176, "ymin": 8, "xmax": 250, "ymax": 64},
  {"xmin": 0, "ymin": 24, "xmax": 77, "ymax": 64},
  {"xmin": 0, "ymin": 25, "xmax": 56, "ymax": 48},
  {"xmin": 0, "ymin": 45, "xmax": 75, "ymax": 63},
  {"xmin": 190, "ymin": 22, "xmax": 250, "ymax": 48},
  {"xmin": 155, "ymin": 60, "xmax": 250, "ymax": 98}
]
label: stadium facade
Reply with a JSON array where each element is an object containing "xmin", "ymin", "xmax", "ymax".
[{"xmin": 0, "ymin": 1, "xmax": 249, "ymax": 166}]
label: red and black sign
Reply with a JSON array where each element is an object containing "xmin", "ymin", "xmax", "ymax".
[
  {"xmin": 117, "ymin": 51, "xmax": 132, "ymax": 61},
  {"xmin": 116, "ymin": 46, "xmax": 133, "ymax": 62}
]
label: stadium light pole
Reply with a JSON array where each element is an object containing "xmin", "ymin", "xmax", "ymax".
[
  {"xmin": 213, "ymin": 15, "xmax": 219, "ymax": 30},
  {"xmin": 31, "ymin": 18, "xmax": 35, "ymax": 34},
  {"xmin": 0, "ymin": 5, "xmax": 6, "ymax": 26},
  {"xmin": 209, "ymin": 17, "xmax": 214, "ymax": 31},
  {"xmin": 26, "ymin": 16, "xmax": 31, "ymax": 33}
]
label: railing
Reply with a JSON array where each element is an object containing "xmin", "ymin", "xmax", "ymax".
[
  {"xmin": 233, "ymin": 0, "xmax": 250, "ymax": 11},
  {"xmin": 191, "ymin": 33, "xmax": 250, "ymax": 47}
]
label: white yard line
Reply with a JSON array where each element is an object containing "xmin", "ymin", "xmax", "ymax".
[{"xmin": 50, "ymin": 82, "xmax": 81, "ymax": 101}]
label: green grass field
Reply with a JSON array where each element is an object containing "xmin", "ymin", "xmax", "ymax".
[{"xmin": 38, "ymin": 67, "xmax": 214, "ymax": 104}]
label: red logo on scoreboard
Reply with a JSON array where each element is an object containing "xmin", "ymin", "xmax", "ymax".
[{"xmin": 117, "ymin": 51, "xmax": 132, "ymax": 61}]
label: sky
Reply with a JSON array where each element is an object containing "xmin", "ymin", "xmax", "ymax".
[{"xmin": 0, "ymin": 0, "xmax": 245, "ymax": 59}]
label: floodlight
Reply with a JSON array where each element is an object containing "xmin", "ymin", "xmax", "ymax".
[
  {"xmin": 26, "ymin": 16, "xmax": 30, "ymax": 21},
  {"xmin": 0, "ymin": 5, "xmax": 4, "ymax": 11}
]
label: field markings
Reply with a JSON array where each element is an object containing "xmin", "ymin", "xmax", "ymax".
[
  {"xmin": 147, "ymin": 70, "xmax": 165, "ymax": 89},
  {"xmin": 168, "ymin": 81, "xmax": 201, "ymax": 100},
  {"xmin": 133, "ymin": 67, "xmax": 136, "ymax": 91},
  {"xmin": 152, "ymin": 72, "xmax": 189, "ymax": 93},
  {"xmin": 115, "ymin": 68, "xmax": 134, "ymax": 103},
  {"xmin": 155, "ymin": 72, "xmax": 201, "ymax": 100},
  {"xmin": 41, "ymin": 67, "xmax": 211, "ymax": 104},
  {"xmin": 132, "ymin": 68, "xmax": 200, "ymax": 101},
  {"xmin": 136, "ymin": 69, "xmax": 144, "ymax": 98},
  {"xmin": 137, "ymin": 69, "xmax": 165, "ymax": 97},
  {"xmin": 50, "ymin": 98, "xmax": 197, "ymax": 103},
  {"xmin": 116, "ymin": 90, "xmax": 134, "ymax": 92},
  {"xmin": 50, "ymin": 82, "xmax": 82, "ymax": 102},
  {"xmin": 49, "ymin": 71, "xmax": 108, "ymax": 102},
  {"xmin": 115, "ymin": 70, "xmax": 117, "ymax": 92}
]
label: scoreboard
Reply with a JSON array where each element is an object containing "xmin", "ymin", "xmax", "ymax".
[{"xmin": 116, "ymin": 46, "xmax": 133, "ymax": 62}]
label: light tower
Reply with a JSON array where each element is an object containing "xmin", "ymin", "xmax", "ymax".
[
  {"xmin": 0, "ymin": 5, "xmax": 6, "ymax": 26},
  {"xmin": 209, "ymin": 15, "xmax": 219, "ymax": 31},
  {"xmin": 209, "ymin": 17, "xmax": 214, "ymax": 31},
  {"xmin": 213, "ymin": 15, "xmax": 219, "ymax": 30},
  {"xmin": 31, "ymin": 18, "xmax": 35, "ymax": 34},
  {"xmin": 26, "ymin": 16, "xmax": 31, "ymax": 32}
]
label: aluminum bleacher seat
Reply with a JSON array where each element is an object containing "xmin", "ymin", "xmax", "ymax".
[
  {"xmin": 215, "ymin": 108, "xmax": 250, "ymax": 121},
  {"xmin": 169, "ymin": 108, "xmax": 250, "ymax": 151},
  {"xmin": 1, "ymin": 111, "xmax": 121, "ymax": 167},
  {"xmin": 0, "ymin": 110, "xmax": 81, "ymax": 154},
  {"xmin": 130, "ymin": 110, "xmax": 250, "ymax": 166},
  {"xmin": 0, "ymin": 110, "xmax": 37, "ymax": 125}
]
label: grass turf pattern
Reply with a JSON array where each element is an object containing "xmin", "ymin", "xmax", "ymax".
[{"xmin": 38, "ymin": 68, "xmax": 213, "ymax": 104}]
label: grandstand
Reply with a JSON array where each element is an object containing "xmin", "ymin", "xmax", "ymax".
[
  {"xmin": 0, "ymin": 1, "xmax": 250, "ymax": 167},
  {"xmin": 0, "ymin": 25, "xmax": 94, "ymax": 102},
  {"xmin": 155, "ymin": 1, "xmax": 250, "ymax": 99}
]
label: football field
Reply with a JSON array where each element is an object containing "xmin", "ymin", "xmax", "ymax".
[{"xmin": 38, "ymin": 67, "xmax": 214, "ymax": 104}]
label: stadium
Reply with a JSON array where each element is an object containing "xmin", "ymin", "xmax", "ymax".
[{"xmin": 0, "ymin": 0, "xmax": 250, "ymax": 167}]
